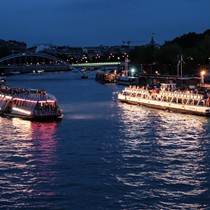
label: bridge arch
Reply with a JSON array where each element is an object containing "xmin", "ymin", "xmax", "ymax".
[
  {"xmin": 0, "ymin": 52, "xmax": 121, "ymax": 77},
  {"xmin": 0, "ymin": 52, "xmax": 72, "ymax": 67},
  {"xmin": 0, "ymin": 52, "xmax": 75, "ymax": 75}
]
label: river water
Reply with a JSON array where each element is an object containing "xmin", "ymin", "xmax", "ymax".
[{"xmin": 0, "ymin": 71, "xmax": 210, "ymax": 209}]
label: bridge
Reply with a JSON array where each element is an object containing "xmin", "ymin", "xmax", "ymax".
[
  {"xmin": 0, "ymin": 52, "xmax": 72, "ymax": 74},
  {"xmin": 72, "ymin": 61, "xmax": 121, "ymax": 67},
  {"xmin": 0, "ymin": 52, "xmax": 122, "ymax": 77}
]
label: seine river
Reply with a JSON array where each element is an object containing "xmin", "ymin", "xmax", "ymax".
[{"xmin": 1, "ymin": 71, "xmax": 210, "ymax": 209}]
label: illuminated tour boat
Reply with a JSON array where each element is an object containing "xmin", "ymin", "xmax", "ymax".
[
  {"xmin": 0, "ymin": 85, "xmax": 63, "ymax": 120},
  {"xmin": 118, "ymin": 83, "xmax": 210, "ymax": 116}
]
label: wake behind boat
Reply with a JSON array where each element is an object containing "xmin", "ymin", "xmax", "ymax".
[
  {"xmin": 0, "ymin": 85, "xmax": 63, "ymax": 121},
  {"xmin": 118, "ymin": 83, "xmax": 210, "ymax": 116}
]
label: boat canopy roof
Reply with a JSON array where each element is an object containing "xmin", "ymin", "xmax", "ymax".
[
  {"xmin": 0, "ymin": 85, "xmax": 56, "ymax": 102},
  {"xmin": 13, "ymin": 92, "xmax": 56, "ymax": 102}
]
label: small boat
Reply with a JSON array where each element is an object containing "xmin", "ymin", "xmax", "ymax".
[
  {"xmin": 118, "ymin": 83, "xmax": 210, "ymax": 116},
  {"xmin": 37, "ymin": 69, "xmax": 44, "ymax": 73},
  {"xmin": 0, "ymin": 85, "xmax": 63, "ymax": 121},
  {"xmin": 33, "ymin": 69, "xmax": 45, "ymax": 74},
  {"xmin": 10, "ymin": 71, "xmax": 21, "ymax": 75},
  {"xmin": 117, "ymin": 76, "xmax": 139, "ymax": 86}
]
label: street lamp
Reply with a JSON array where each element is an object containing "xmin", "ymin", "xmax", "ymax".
[
  {"xmin": 131, "ymin": 68, "xmax": 135, "ymax": 77},
  {"xmin": 200, "ymin": 70, "xmax": 206, "ymax": 85}
]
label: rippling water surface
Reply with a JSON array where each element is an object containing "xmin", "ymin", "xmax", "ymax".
[{"xmin": 0, "ymin": 72, "xmax": 210, "ymax": 209}]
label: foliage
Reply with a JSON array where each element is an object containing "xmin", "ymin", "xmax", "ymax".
[
  {"xmin": 130, "ymin": 29, "xmax": 210, "ymax": 75},
  {"xmin": 0, "ymin": 46, "xmax": 10, "ymax": 58}
]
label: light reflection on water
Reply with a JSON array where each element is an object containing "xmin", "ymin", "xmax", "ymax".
[
  {"xmin": 1, "ymin": 73, "xmax": 210, "ymax": 209},
  {"xmin": 0, "ymin": 117, "xmax": 61, "ymax": 209},
  {"xmin": 114, "ymin": 103, "xmax": 210, "ymax": 209}
]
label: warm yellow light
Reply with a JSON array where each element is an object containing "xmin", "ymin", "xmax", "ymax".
[
  {"xmin": 12, "ymin": 107, "xmax": 31, "ymax": 115},
  {"xmin": 5, "ymin": 96, "xmax": 12, "ymax": 99},
  {"xmin": 201, "ymin": 70, "xmax": 206, "ymax": 76}
]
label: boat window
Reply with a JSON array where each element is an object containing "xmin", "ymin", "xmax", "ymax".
[
  {"xmin": 17, "ymin": 100, "xmax": 20, "ymax": 107},
  {"xmin": 27, "ymin": 103, "xmax": 35, "ymax": 110}
]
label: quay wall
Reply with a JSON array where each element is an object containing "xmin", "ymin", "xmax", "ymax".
[{"xmin": 0, "ymin": 65, "xmax": 70, "ymax": 75}]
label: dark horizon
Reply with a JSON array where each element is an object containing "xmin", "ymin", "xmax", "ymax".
[{"xmin": 1, "ymin": 28, "xmax": 210, "ymax": 49}]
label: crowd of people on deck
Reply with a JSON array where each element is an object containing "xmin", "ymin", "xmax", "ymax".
[
  {"xmin": 127, "ymin": 84, "xmax": 209, "ymax": 96},
  {"xmin": 0, "ymin": 85, "xmax": 47, "ymax": 97},
  {"xmin": 125, "ymin": 84, "xmax": 210, "ymax": 106}
]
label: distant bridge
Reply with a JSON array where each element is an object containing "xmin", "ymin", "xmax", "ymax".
[
  {"xmin": 0, "ymin": 52, "xmax": 122, "ymax": 77},
  {"xmin": 0, "ymin": 52, "xmax": 72, "ymax": 73},
  {"xmin": 72, "ymin": 61, "xmax": 121, "ymax": 67},
  {"xmin": 0, "ymin": 52, "xmax": 70, "ymax": 65}
]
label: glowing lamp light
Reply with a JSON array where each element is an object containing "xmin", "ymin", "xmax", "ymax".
[
  {"xmin": 155, "ymin": 70, "xmax": 159, "ymax": 75},
  {"xmin": 46, "ymin": 99, "xmax": 55, "ymax": 103},
  {"xmin": 12, "ymin": 107, "xmax": 31, "ymax": 115},
  {"xmin": 131, "ymin": 68, "xmax": 135, "ymax": 77},
  {"xmin": 5, "ymin": 96, "xmax": 12, "ymax": 99},
  {"xmin": 200, "ymin": 70, "xmax": 206, "ymax": 85},
  {"xmin": 201, "ymin": 70, "xmax": 206, "ymax": 76}
]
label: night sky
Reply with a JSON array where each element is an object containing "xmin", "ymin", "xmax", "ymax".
[{"xmin": 0, "ymin": 0, "xmax": 210, "ymax": 47}]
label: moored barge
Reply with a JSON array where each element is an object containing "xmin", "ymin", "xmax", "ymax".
[
  {"xmin": 0, "ymin": 85, "xmax": 63, "ymax": 120},
  {"xmin": 118, "ymin": 83, "xmax": 210, "ymax": 116},
  {"xmin": 95, "ymin": 69, "xmax": 117, "ymax": 84}
]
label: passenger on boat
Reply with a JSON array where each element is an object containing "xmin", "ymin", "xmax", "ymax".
[{"xmin": 206, "ymin": 97, "xmax": 210, "ymax": 106}]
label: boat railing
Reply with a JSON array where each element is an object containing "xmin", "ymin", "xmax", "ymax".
[
  {"xmin": 122, "ymin": 86, "xmax": 208, "ymax": 106},
  {"xmin": 33, "ymin": 108, "xmax": 61, "ymax": 116},
  {"xmin": 124, "ymin": 87, "xmax": 149, "ymax": 95},
  {"xmin": 158, "ymin": 91, "xmax": 204, "ymax": 100}
]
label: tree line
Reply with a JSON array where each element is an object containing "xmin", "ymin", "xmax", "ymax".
[{"xmin": 129, "ymin": 29, "xmax": 210, "ymax": 76}]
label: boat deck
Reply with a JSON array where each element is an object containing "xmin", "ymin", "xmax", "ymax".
[
  {"xmin": 118, "ymin": 85, "xmax": 210, "ymax": 116},
  {"xmin": 0, "ymin": 85, "xmax": 54, "ymax": 101}
]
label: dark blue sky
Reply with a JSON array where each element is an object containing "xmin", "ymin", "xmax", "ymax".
[{"xmin": 0, "ymin": 0, "xmax": 210, "ymax": 47}]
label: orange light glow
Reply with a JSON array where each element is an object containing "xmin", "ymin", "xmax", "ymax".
[{"xmin": 201, "ymin": 70, "xmax": 206, "ymax": 76}]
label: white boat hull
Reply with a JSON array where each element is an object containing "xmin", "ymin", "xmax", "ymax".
[{"xmin": 118, "ymin": 93, "xmax": 210, "ymax": 116}]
